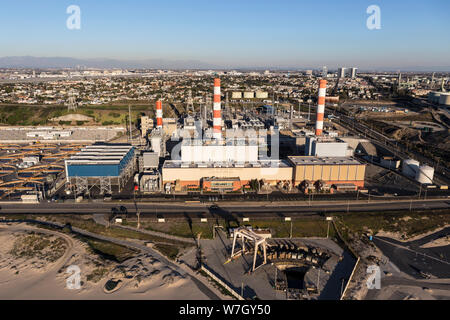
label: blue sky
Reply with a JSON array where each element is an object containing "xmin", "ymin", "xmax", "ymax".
[{"xmin": 1, "ymin": 0, "xmax": 449, "ymax": 68}]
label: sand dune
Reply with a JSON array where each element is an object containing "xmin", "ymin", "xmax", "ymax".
[{"xmin": 0, "ymin": 223, "xmax": 209, "ymax": 300}]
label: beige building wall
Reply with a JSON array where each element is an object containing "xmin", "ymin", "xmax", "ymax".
[
  {"xmin": 163, "ymin": 166, "xmax": 293, "ymax": 185},
  {"xmin": 292, "ymin": 163, "xmax": 366, "ymax": 183}
]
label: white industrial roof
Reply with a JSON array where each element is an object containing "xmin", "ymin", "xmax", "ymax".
[{"xmin": 288, "ymin": 156, "xmax": 362, "ymax": 166}]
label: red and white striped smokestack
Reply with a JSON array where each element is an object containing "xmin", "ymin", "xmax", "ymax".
[
  {"xmin": 213, "ymin": 78, "xmax": 222, "ymax": 140},
  {"xmin": 315, "ymin": 80, "xmax": 327, "ymax": 136},
  {"xmin": 156, "ymin": 100, "xmax": 163, "ymax": 129}
]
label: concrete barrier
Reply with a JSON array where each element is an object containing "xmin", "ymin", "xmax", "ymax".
[
  {"xmin": 200, "ymin": 265, "xmax": 244, "ymax": 300},
  {"xmin": 340, "ymin": 257, "xmax": 361, "ymax": 300}
]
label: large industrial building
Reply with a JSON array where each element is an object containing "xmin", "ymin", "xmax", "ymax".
[
  {"xmin": 162, "ymin": 156, "xmax": 366, "ymax": 192},
  {"xmin": 150, "ymin": 77, "xmax": 368, "ymax": 194},
  {"xmin": 162, "ymin": 160, "xmax": 293, "ymax": 192},
  {"xmin": 65, "ymin": 143, "xmax": 136, "ymax": 194},
  {"xmin": 288, "ymin": 156, "xmax": 366, "ymax": 188}
]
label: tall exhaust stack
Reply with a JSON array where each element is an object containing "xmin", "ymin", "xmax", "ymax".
[
  {"xmin": 213, "ymin": 78, "xmax": 222, "ymax": 140},
  {"xmin": 315, "ymin": 80, "xmax": 327, "ymax": 136},
  {"xmin": 156, "ymin": 100, "xmax": 163, "ymax": 129}
]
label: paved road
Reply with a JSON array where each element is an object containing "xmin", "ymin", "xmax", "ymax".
[
  {"xmin": 373, "ymin": 232, "xmax": 450, "ymax": 279},
  {"xmin": 0, "ymin": 199, "xmax": 448, "ymax": 218},
  {"xmin": 365, "ymin": 276, "xmax": 450, "ymax": 300}
]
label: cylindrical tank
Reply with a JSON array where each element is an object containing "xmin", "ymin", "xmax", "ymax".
[
  {"xmin": 232, "ymin": 92, "xmax": 242, "ymax": 99},
  {"xmin": 428, "ymin": 92, "xmax": 441, "ymax": 104},
  {"xmin": 243, "ymin": 91, "xmax": 255, "ymax": 99},
  {"xmin": 402, "ymin": 159, "xmax": 420, "ymax": 178},
  {"xmin": 439, "ymin": 93, "xmax": 450, "ymax": 106},
  {"xmin": 415, "ymin": 165, "xmax": 434, "ymax": 184},
  {"xmin": 255, "ymin": 91, "xmax": 268, "ymax": 99}
]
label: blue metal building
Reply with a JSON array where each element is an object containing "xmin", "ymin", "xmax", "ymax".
[{"xmin": 65, "ymin": 143, "xmax": 136, "ymax": 194}]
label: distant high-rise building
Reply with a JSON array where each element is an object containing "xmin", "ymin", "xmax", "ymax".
[
  {"xmin": 350, "ymin": 67, "xmax": 358, "ymax": 78},
  {"xmin": 338, "ymin": 67, "xmax": 347, "ymax": 78},
  {"xmin": 322, "ymin": 66, "xmax": 328, "ymax": 78},
  {"xmin": 305, "ymin": 70, "xmax": 313, "ymax": 76}
]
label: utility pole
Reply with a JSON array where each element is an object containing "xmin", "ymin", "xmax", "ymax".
[
  {"xmin": 308, "ymin": 101, "xmax": 311, "ymax": 122},
  {"xmin": 327, "ymin": 221, "xmax": 330, "ymax": 238},
  {"xmin": 317, "ymin": 269, "xmax": 321, "ymax": 294},
  {"xmin": 137, "ymin": 211, "xmax": 140, "ymax": 229},
  {"xmin": 290, "ymin": 220, "xmax": 293, "ymax": 239},
  {"xmin": 285, "ymin": 272, "xmax": 288, "ymax": 300},
  {"xmin": 275, "ymin": 266, "xmax": 277, "ymax": 290}
]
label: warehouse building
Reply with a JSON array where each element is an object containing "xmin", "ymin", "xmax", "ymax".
[
  {"xmin": 288, "ymin": 156, "xmax": 366, "ymax": 188},
  {"xmin": 65, "ymin": 143, "xmax": 136, "ymax": 195}
]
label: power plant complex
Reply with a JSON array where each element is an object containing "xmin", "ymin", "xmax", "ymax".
[
  {"xmin": 134, "ymin": 78, "xmax": 368, "ymax": 194},
  {"xmin": 59, "ymin": 75, "xmax": 444, "ymax": 198}
]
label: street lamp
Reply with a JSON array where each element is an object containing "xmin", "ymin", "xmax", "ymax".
[{"xmin": 326, "ymin": 217, "xmax": 333, "ymax": 238}]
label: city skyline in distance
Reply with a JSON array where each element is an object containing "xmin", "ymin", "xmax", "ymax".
[{"xmin": 1, "ymin": 55, "xmax": 450, "ymax": 72}]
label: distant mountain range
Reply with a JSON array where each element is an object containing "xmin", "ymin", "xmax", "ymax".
[
  {"xmin": 0, "ymin": 56, "xmax": 219, "ymax": 70},
  {"xmin": 0, "ymin": 56, "xmax": 449, "ymax": 72}
]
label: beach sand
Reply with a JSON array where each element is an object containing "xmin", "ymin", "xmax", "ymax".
[{"xmin": 0, "ymin": 223, "xmax": 210, "ymax": 300}]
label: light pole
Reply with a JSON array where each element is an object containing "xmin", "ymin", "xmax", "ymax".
[
  {"xmin": 137, "ymin": 211, "xmax": 140, "ymax": 229},
  {"xmin": 326, "ymin": 217, "xmax": 333, "ymax": 238},
  {"xmin": 290, "ymin": 220, "xmax": 293, "ymax": 239}
]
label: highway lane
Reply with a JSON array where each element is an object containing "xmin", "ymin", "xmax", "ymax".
[{"xmin": 0, "ymin": 199, "xmax": 448, "ymax": 217}]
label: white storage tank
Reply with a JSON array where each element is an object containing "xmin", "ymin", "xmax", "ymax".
[
  {"xmin": 255, "ymin": 91, "xmax": 269, "ymax": 99},
  {"xmin": 415, "ymin": 165, "xmax": 434, "ymax": 184},
  {"xmin": 402, "ymin": 159, "xmax": 420, "ymax": 178},
  {"xmin": 243, "ymin": 92, "xmax": 255, "ymax": 99},
  {"xmin": 439, "ymin": 93, "xmax": 450, "ymax": 106},
  {"xmin": 428, "ymin": 92, "xmax": 441, "ymax": 104},
  {"xmin": 232, "ymin": 92, "xmax": 242, "ymax": 99}
]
